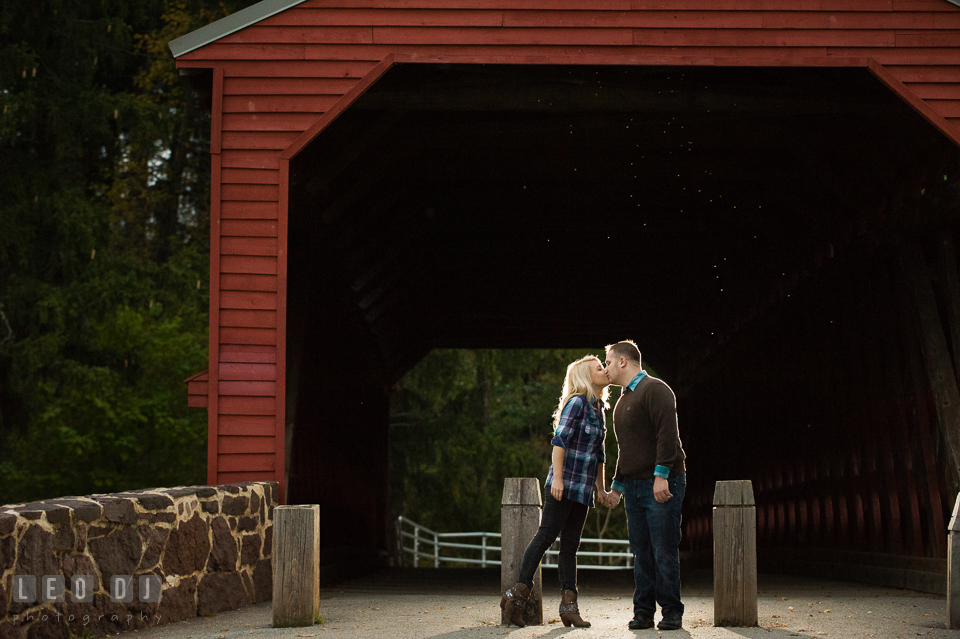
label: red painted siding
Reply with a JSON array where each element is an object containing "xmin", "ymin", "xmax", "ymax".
[
  {"xmin": 185, "ymin": 370, "xmax": 209, "ymax": 408},
  {"xmin": 176, "ymin": 0, "xmax": 960, "ymax": 498}
]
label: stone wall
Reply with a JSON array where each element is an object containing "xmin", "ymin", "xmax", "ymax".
[{"xmin": 0, "ymin": 482, "xmax": 276, "ymax": 639}]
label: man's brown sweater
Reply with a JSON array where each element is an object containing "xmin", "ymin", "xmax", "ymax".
[{"xmin": 612, "ymin": 374, "xmax": 686, "ymax": 482}]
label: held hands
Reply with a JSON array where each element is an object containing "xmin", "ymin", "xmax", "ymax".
[
  {"xmin": 595, "ymin": 482, "xmax": 670, "ymax": 506},
  {"xmin": 599, "ymin": 489, "xmax": 621, "ymax": 508}
]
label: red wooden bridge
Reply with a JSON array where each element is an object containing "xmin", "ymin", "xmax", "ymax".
[{"xmin": 172, "ymin": 0, "xmax": 960, "ymax": 586}]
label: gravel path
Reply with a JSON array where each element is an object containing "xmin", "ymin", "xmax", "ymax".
[{"xmin": 128, "ymin": 570, "xmax": 952, "ymax": 639}]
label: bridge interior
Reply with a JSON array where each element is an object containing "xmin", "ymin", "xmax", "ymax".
[{"xmin": 282, "ymin": 64, "xmax": 960, "ymax": 583}]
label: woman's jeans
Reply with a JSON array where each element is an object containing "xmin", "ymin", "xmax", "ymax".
[
  {"xmin": 517, "ymin": 493, "xmax": 589, "ymax": 593},
  {"xmin": 622, "ymin": 476, "xmax": 686, "ymax": 618}
]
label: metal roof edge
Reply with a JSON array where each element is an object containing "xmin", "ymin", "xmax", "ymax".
[
  {"xmin": 948, "ymin": 0, "xmax": 960, "ymax": 7},
  {"xmin": 168, "ymin": 0, "xmax": 307, "ymax": 58}
]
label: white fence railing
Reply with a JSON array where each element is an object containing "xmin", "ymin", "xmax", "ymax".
[{"xmin": 395, "ymin": 516, "xmax": 634, "ymax": 570}]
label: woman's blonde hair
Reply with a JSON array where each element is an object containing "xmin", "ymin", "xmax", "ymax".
[{"xmin": 552, "ymin": 356, "xmax": 610, "ymax": 429}]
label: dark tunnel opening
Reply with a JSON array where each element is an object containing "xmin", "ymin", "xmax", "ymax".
[{"xmin": 282, "ymin": 63, "xmax": 960, "ymax": 585}]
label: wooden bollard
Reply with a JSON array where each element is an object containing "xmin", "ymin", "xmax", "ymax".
[
  {"xmin": 501, "ymin": 478, "xmax": 543, "ymax": 626},
  {"xmin": 948, "ymin": 495, "xmax": 960, "ymax": 629},
  {"xmin": 713, "ymin": 480, "xmax": 758, "ymax": 627},
  {"xmin": 273, "ymin": 505, "xmax": 320, "ymax": 628}
]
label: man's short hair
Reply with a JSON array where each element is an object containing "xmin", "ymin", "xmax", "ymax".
[{"xmin": 605, "ymin": 340, "xmax": 641, "ymax": 366}]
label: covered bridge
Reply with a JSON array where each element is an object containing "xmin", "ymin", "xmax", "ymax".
[{"xmin": 172, "ymin": 0, "xmax": 960, "ymax": 585}]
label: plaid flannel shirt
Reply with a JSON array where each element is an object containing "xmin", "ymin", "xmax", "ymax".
[{"xmin": 545, "ymin": 395, "xmax": 606, "ymax": 507}]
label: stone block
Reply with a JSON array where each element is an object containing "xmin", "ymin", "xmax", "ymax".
[
  {"xmin": 206, "ymin": 517, "xmax": 238, "ymax": 572},
  {"xmin": 62, "ymin": 554, "xmax": 100, "ymax": 593},
  {"xmin": 157, "ymin": 576, "xmax": 197, "ymax": 624},
  {"xmin": 101, "ymin": 499, "xmax": 136, "ymax": 525},
  {"xmin": 196, "ymin": 487, "xmax": 217, "ymax": 498},
  {"xmin": 74, "ymin": 525, "xmax": 87, "ymax": 551},
  {"xmin": 241, "ymin": 570, "xmax": 255, "ymax": 603},
  {"xmin": 49, "ymin": 500, "xmax": 100, "ymax": 523},
  {"xmin": 222, "ymin": 495, "xmax": 248, "ymax": 517},
  {"xmin": 162, "ymin": 513, "xmax": 210, "ymax": 575},
  {"xmin": 63, "ymin": 593, "xmax": 129, "ymax": 636},
  {"xmin": 201, "ymin": 500, "xmax": 219, "ymax": 514},
  {"xmin": 86, "ymin": 526, "xmax": 111, "ymax": 540},
  {"xmin": 165, "ymin": 487, "xmax": 200, "ymax": 498},
  {"xmin": 15, "ymin": 524, "xmax": 58, "ymax": 580},
  {"xmin": 25, "ymin": 607, "xmax": 70, "ymax": 639},
  {"xmin": 253, "ymin": 558, "xmax": 272, "ymax": 603},
  {"xmin": 51, "ymin": 528, "xmax": 74, "ymax": 552},
  {"xmin": 261, "ymin": 482, "xmax": 276, "ymax": 506},
  {"xmin": 43, "ymin": 508, "xmax": 71, "ymax": 526},
  {"xmin": 139, "ymin": 525, "xmax": 170, "ymax": 571},
  {"xmin": 143, "ymin": 511, "xmax": 176, "ymax": 524},
  {"xmin": 0, "ymin": 535, "xmax": 16, "ymax": 573},
  {"xmin": 240, "ymin": 534, "xmax": 261, "ymax": 566},
  {"xmin": 0, "ymin": 513, "xmax": 16, "ymax": 536},
  {"xmin": 238, "ymin": 516, "xmax": 257, "ymax": 532},
  {"xmin": 198, "ymin": 572, "xmax": 250, "ymax": 616},
  {"xmin": 89, "ymin": 525, "xmax": 142, "ymax": 581},
  {"xmin": 0, "ymin": 621, "xmax": 24, "ymax": 639},
  {"xmin": 136, "ymin": 494, "xmax": 174, "ymax": 510}
]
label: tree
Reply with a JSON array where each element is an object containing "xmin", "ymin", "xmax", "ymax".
[
  {"xmin": 0, "ymin": 0, "xmax": 248, "ymax": 504},
  {"xmin": 390, "ymin": 348, "xmax": 630, "ymax": 565}
]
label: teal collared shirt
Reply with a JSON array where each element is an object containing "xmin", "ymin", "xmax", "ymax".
[
  {"xmin": 611, "ymin": 371, "xmax": 670, "ymax": 494},
  {"xmin": 626, "ymin": 371, "xmax": 647, "ymax": 391}
]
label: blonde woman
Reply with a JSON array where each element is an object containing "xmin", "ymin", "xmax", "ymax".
[{"xmin": 500, "ymin": 355, "xmax": 611, "ymax": 628}]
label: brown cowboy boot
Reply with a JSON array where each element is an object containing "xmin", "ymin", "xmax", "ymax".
[
  {"xmin": 500, "ymin": 582, "xmax": 530, "ymax": 627},
  {"xmin": 559, "ymin": 589, "xmax": 591, "ymax": 628}
]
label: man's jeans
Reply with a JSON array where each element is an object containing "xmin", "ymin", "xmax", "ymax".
[{"xmin": 622, "ymin": 476, "xmax": 685, "ymax": 618}]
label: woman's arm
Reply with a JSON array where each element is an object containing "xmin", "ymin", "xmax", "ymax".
[
  {"xmin": 550, "ymin": 445, "xmax": 565, "ymax": 501},
  {"xmin": 595, "ymin": 461, "xmax": 609, "ymax": 506}
]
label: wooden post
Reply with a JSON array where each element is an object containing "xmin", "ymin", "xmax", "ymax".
[
  {"xmin": 948, "ymin": 495, "xmax": 960, "ymax": 629},
  {"xmin": 713, "ymin": 480, "xmax": 758, "ymax": 627},
  {"xmin": 501, "ymin": 478, "xmax": 542, "ymax": 626},
  {"xmin": 273, "ymin": 505, "xmax": 320, "ymax": 628}
]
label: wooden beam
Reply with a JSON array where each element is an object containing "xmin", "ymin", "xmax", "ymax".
[
  {"xmin": 868, "ymin": 60, "xmax": 960, "ymax": 149},
  {"xmin": 211, "ymin": 67, "xmax": 223, "ymax": 154},
  {"xmin": 209, "ymin": 154, "xmax": 222, "ymax": 485},
  {"xmin": 280, "ymin": 54, "xmax": 396, "ymax": 161},
  {"xmin": 299, "ymin": 108, "xmax": 408, "ymax": 197},
  {"xmin": 937, "ymin": 231, "xmax": 960, "ymax": 390},
  {"xmin": 900, "ymin": 239, "xmax": 960, "ymax": 492},
  {"xmin": 277, "ymin": 157, "xmax": 290, "ymax": 504}
]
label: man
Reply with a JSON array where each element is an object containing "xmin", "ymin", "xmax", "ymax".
[{"xmin": 602, "ymin": 340, "xmax": 686, "ymax": 631}]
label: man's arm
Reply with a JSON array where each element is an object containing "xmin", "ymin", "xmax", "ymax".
[{"xmin": 650, "ymin": 382, "xmax": 679, "ymax": 503}]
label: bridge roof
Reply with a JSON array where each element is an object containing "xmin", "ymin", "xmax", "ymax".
[
  {"xmin": 169, "ymin": 0, "xmax": 307, "ymax": 58},
  {"xmin": 169, "ymin": 0, "xmax": 960, "ymax": 59}
]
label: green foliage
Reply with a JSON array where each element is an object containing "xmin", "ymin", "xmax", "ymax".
[
  {"xmin": 390, "ymin": 349, "xmax": 629, "ymax": 550},
  {"xmin": 0, "ymin": 0, "xmax": 248, "ymax": 504}
]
